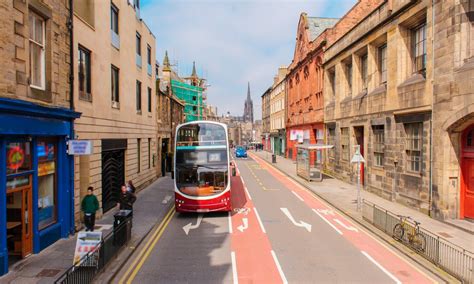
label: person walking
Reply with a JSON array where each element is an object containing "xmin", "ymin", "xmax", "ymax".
[
  {"xmin": 118, "ymin": 184, "xmax": 136, "ymax": 211},
  {"xmin": 81, "ymin": 186, "xmax": 99, "ymax": 232}
]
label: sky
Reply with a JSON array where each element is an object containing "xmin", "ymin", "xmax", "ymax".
[{"xmin": 141, "ymin": 0, "xmax": 357, "ymax": 120}]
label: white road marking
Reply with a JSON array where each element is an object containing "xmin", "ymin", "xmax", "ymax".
[
  {"xmin": 183, "ymin": 214, "xmax": 204, "ymax": 235},
  {"xmin": 280, "ymin": 208, "xmax": 312, "ymax": 232},
  {"xmin": 161, "ymin": 195, "xmax": 172, "ymax": 204},
  {"xmin": 271, "ymin": 250, "xmax": 288, "ymax": 284},
  {"xmin": 291, "ymin": 191, "xmax": 304, "ymax": 202},
  {"xmin": 244, "ymin": 186, "xmax": 252, "ymax": 200},
  {"xmin": 361, "ymin": 251, "xmax": 401, "ymax": 284},
  {"xmin": 237, "ymin": 218, "xmax": 249, "ymax": 233},
  {"xmin": 312, "ymin": 209, "xmax": 343, "ymax": 235},
  {"xmin": 228, "ymin": 211, "xmax": 233, "ymax": 234},
  {"xmin": 253, "ymin": 207, "xmax": 266, "ymax": 233},
  {"xmin": 334, "ymin": 219, "xmax": 359, "ymax": 232},
  {"xmin": 231, "ymin": 251, "xmax": 238, "ymax": 284}
]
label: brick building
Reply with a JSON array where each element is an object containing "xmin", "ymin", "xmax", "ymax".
[
  {"xmin": 0, "ymin": 0, "xmax": 80, "ymax": 274},
  {"xmin": 324, "ymin": 0, "xmax": 434, "ymax": 214}
]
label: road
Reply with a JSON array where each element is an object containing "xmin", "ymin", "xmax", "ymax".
[{"xmin": 115, "ymin": 152, "xmax": 442, "ymax": 284}]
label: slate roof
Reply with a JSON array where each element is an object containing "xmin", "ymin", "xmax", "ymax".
[{"xmin": 307, "ymin": 17, "xmax": 339, "ymax": 41}]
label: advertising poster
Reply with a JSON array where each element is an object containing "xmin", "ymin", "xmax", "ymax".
[{"xmin": 73, "ymin": 231, "xmax": 102, "ymax": 266}]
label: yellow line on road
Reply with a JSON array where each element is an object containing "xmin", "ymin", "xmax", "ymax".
[{"xmin": 118, "ymin": 206, "xmax": 175, "ymax": 284}]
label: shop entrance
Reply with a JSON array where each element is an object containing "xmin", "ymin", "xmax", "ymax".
[{"xmin": 461, "ymin": 125, "xmax": 474, "ymax": 219}]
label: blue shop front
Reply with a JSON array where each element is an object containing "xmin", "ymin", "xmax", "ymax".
[{"xmin": 0, "ymin": 98, "xmax": 80, "ymax": 276}]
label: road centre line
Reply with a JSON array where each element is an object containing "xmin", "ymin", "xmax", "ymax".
[
  {"xmin": 228, "ymin": 211, "xmax": 233, "ymax": 234},
  {"xmin": 253, "ymin": 207, "xmax": 266, "ymax": 233},
  {"xmin": 121, "ymin": 207, "xmax": 175, "ymax": 284},
  {"xmin": 361, "ymin": 251, "xmax": 402, "ymax": 284},
  {"xmin": 271, "ymin": 250, "xmax": 288, "ymax": 284},
  {"xmin": 231, "ymin": 251, "xmax": 238, "ymax": 284},
  {"xmin": 291, "ymin": 191, "xmax": 304, "ymax": 202},
  {"xmin": 312, "ymin": 209, "xmax": 343, "ymax": 235}
]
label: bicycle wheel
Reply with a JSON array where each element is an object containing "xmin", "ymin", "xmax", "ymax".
[
  {"xmin": 413, "ymin": 233, "xmax": 426, "ymax": 252},
  {"xmin": 393, "ymin": 224, "xmax": 404, "ymax": 241}
]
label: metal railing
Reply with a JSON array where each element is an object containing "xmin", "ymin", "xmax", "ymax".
[
  {"xmin": 55, "ymin": 215, "xmax": 132, "ymax": 284},
  {"xmin": 362, "ymin": 200, "xmax": 474, "ymax": 283}
]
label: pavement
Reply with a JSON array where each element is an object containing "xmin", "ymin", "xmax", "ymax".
[
  {"xmin": 0, "ymin": 175, "xmax": 175, "ymax": 284},
  {"xmin": 250, "ymin": 150, "xmax": 474, "ymax": 253},
  {"xmin": 114, "ymin": 154, "xmax": 446, "ymax": 284}
]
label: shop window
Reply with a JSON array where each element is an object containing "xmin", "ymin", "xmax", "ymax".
[
  {"xmin": 405, "ymin": 123, "xmax": 422, "ymax": 173},
  {"xmin": 341, "ymin": 127, "xmax": 350, "ymax": 161},
  {"xmin": 37, "ymin": 140, "xmax": 57, "ymax": 229},
  {"xmin": 372, "ymin": 125, "xmax": 385, "ymax": 167},
  {"xmin": 6, "ymin": 142, "xmax": 32, "ymax": 175},
  {"xmin": 29, "ymin": 11, "xmax": 46, "ymax": 90}
]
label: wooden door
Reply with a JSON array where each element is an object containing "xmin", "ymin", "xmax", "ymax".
[{"xmin": 22, "ymin": 185, "xmax": 33, "ymax": 257}]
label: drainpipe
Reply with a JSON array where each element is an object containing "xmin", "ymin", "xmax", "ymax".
[
  {"xmin": 67, "ymin": 0, "xmax": 75, "ymax": 234},
  {"xmin": 429, "ymin": 0, "xmax": 435, "ymax": 217}
]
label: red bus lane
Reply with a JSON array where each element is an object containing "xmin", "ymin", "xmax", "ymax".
[
  {"xmin": 230, "ymin": 163, "xmax": 284, "ymax": 284},
  {"xmin": 249, "ymin": 153, "xmax": 434, "ymax": 284}
]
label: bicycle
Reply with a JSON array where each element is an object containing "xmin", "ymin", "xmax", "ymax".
[{"xmin": 392, "ymin": 215, "xmax": 426, "ymax": 252}]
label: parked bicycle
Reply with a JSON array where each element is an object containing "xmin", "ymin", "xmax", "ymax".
[{"xmin": 392, "ymin": 215, "xmax": 426, "ymax": 252}]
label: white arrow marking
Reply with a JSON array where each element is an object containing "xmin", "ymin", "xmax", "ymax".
[
  {"xmin": 237, "ymin": 218, "xmax": 249, "ymax": 233},
  {"xmin": 280, "ymin": 208, "xmax": 312, "ymax": 232},
  {"xmin": 183, "ymin": 214, "xmax": 204, "ymax": 235},
  {"xmin": 334, "ymin": 219, "xmax": 359, "ymax": 232},
  {"xmin": 161, "ymin": 195, "xmax": 172, "ymax": 204}
]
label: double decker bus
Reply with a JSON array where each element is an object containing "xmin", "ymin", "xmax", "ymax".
[{"xmin": 174, "ymin": 121, "xmax": 233, "ymax": 212}]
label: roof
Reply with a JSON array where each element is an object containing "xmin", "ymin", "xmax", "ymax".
[{"xmin": 307, "ymin": 17, "xmax": 339, "ymax": 41}]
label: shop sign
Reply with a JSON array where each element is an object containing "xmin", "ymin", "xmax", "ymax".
[
  {"xmin": 7, "ymin": 146, "xmax": 24, "ymax": 170},
  {"xmin": 67, "ymin": 140, "xmax": 93, "ymax": 155},
  {"xmin": 73, "ymin": 231, "xmax": 102, "ymax": 265},
  {"xmin": 38, "ymin": 161, "xmax": 55, "ymax": 176}
]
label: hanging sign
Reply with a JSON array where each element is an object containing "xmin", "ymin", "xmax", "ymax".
[
  {"xmin": 7, "ymin": 146, "xmax": 25, "ymax": 170},
  {"xmin": 67, "ymin": 140, "xmax": 93, "ymax": 155}
]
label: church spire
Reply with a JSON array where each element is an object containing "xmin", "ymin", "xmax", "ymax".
[
  {"xmin": 247, "ymin": 82, "xmax": 251, "ymax": 101},
  {"xmin": 191, "ymin": 61, "xmax": 197, "ymax": 78},
  {"xmin": 163, "ymin": 51, "xmax": 171, "ymax": 72}
]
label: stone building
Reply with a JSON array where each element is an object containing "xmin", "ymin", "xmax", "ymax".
[
  {"xmin": 324, "ymin": 0, "xmax": 434, "ymax": 214},
  {"xmin": 261, "ymin": 87, "xmax": 271, "ymax": 151},
  {"xmin": 73, "ymin": 0, "xmax": 158, "ymax": 223},
  {"xmin": 0, "ymin": 0, "xmax": 80, "ymax": 274},
  {"xmin": 269, "ymin": 67, "xmax": 288, "ymax": 156},
  {"xmin": 431, "ymin": 0, "xmax": 474, "ymax": 220}
]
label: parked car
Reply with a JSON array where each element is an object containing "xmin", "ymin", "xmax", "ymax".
[{"xmin": 235, "ymin": 146, "xmax": 247, "ymax": 158}]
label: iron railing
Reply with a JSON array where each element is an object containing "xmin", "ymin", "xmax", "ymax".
[
  {"xmin": 55, "ymin": 215, "xmax": 132, "ymax": 284},
  {"xmin": 363, "ymin": 200, "xmax": 474, "ymax": 283}
]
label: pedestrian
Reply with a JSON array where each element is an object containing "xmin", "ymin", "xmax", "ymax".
[
  {"xmin": 127, "ymin": 180, "xmax": 136, "ymax": 193},
  {"xmin": 118, "ymin": 184, "xmax": 137, "ymax": 211},
  {"xmin": 81, "ymin": 186, "xmax": 99, "ymax": 232}
]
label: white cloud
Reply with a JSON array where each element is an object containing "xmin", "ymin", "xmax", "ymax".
[{"xmin": 142, "ymin": 0, "xmax": 357, "ymax": 119}]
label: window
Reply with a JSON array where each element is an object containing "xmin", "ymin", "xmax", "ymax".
[
  {"xmin": 37, "ymin": 139, "xmax": 57, "ymax": 229},
  {"xmin": 341, "ymin": 127, "xmax": 350, "ymax": 161},
  {"xmin": 136, "ymin": 80, "xmax": 142, "ymax": 112},
  {"xmin": 148, "ymin": 138, "xmax": 151, "ymax": 169},
  {"xmin": 137, "ymin": 138, "xmax": 141, "ymax": 173},
  {"xmin": 6, "ymin": 142, "xmax": 32, "ymax": 175},
  {"xmin": 29, "ymin": 12, "xmax": 45, "ymax": 89},
  {"xmin": 361, "ymin": 54, "xmax": 368, "ymax": 88},
  {"xmin": 412, "ymin": 24, "xmax": 427, "ymax": 75},
  {"xmin": 346, "ymin": 62, "xmax": 352, "ymax": 94},
  {"xmin": 372, "ymin": 125, "xmax": 384, "ymax": 167},
  {"xmin": 111, "ymin": 65, "xmax": 119, "ymax": 104},
  {"xmin": 147, "ymin": 45, "xmax": 151, "ymax": 65},
  {"xmin": 136, "ymin": 32, "xmax": 141, "ymax": 56},
  {"xmin": 327, "ymin": 128, "xmax": 335, "ymax": 159},
  {"xmin": 78, "ymin": 46, "xmax": 92, "ymax": 100},
  {"xmin": 147, "ymin": 87, "xmax": 152, "ymax": 112},
  {"xmin": 405, "ymin": 123, "xmax": 422, "ymax": 172},
  {"xmin": 329, "ymin": 70, "xmax": 336, "ymax": 96},
  {"xmin": 134, "ymin": 0, "xmax": 140, "ymax": 9},
  {"xmin": 111, "ymin": 4, "xmax": 119, "ymax": 34},
  {"xmin": 379, "ymin": 44, "xmax": 387, "ymax": 84},
  {"xmin": 467, "ymin": 129, "xmax": 473, "ymax": 147}
]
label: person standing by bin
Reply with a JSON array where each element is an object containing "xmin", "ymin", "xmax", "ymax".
[
  {"xmin": 81, "ymin": 186, "xmax": 99, "ymax": 231},
  {"xmin": 118, "ymin": 185, "xmax": 136, "ymax": 211}
]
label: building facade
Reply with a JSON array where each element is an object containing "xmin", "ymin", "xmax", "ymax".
[
  {"xmin": 324, "ymin": 0, "xmax": 434, "ymax": 214},
  {"xmin": 0, "ymin": 0, "xmax": 80, "ymax": 275},
  {"xmin": 431, "ymin": 0, "xmax": 474, "ymax": 220},
  {"xmin": 270, "ymin": 67, "xmax": 288, "ymax": 156},
  {"xmin": 261, "ymin": 87, "xmax": 271, "ymax": 151},
  {"xmin": 73, "ymin": 0, "xmax": 158, "ymax": 224}
]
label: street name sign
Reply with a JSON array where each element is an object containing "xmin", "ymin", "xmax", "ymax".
[{"xmin": 67, "ymin": 140, "xmax": 93, "ymax": 155}]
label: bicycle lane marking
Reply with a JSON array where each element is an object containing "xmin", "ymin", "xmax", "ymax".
[
  {"xmin": 249, "ymin": 153, "xmax": 436, "ymax": 284},
  {"xmin": 229, "ymin": 162, "xmax": 284, "ymax": 284}
]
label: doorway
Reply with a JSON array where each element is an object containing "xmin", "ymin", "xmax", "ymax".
[
  {"xmin": 461, "ymin": 125, "xmax": 474, "ymax": 219},
  {"xmin": 162, "ymin": 138, "xmax": 169, "ymax": 176},
  {"xmin": 354, "ymin": 126, "xmax": 365, "ymax": 185}
]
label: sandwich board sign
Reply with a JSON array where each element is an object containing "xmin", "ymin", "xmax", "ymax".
[{"xmin": 73, "ymin": 231, "xmax": 102, "ymax": 266}]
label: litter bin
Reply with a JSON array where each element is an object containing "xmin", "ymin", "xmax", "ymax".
[
  {"xmin": 114, "ymin": 210, "xmax": 132, "ymax": 246},
  {"xmin": 272, "ymin": 154, "xmax": 277, "ymax": 163}
]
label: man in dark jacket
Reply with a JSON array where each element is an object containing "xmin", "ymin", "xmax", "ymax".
[
  {"xmin": 81, "ymin": 186, "xmax": 99, "ymax": 231},
  {"xmin": 118, "ymin": 185, "xmax": 136, "ymax": 211}
]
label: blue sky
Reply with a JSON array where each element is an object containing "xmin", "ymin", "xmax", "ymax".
[{"xmin": 141, "ymin": 0, "xmax": 357, "ymax": 119}]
